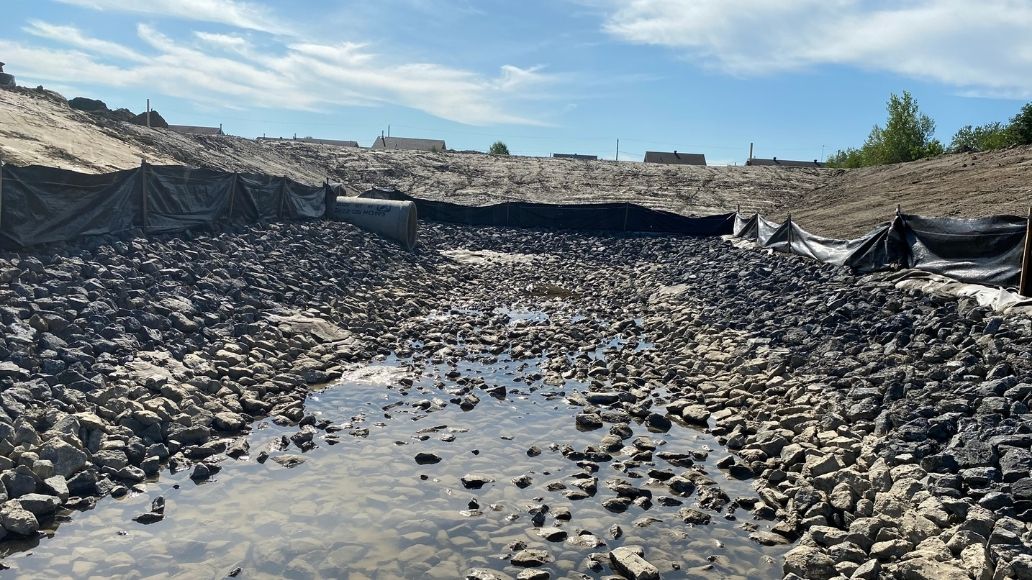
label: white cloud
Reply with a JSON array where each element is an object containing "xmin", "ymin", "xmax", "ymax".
[
  {"xmin": 600, "ymin": 0, "xmax": 1032, "ymax": 98},
  {"xmin": 24, "ymin": 20, "xmax": 146, "ymax": 62},
  {"xmin": 54, "ymin": 0, "xmax": 291, "ymax": 35},
  {"xmin": 3, "ymin": 22, "xmax": 558, "ymax": 125}
]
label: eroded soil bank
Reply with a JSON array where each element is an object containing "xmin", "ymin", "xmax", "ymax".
[{"xmin": 0, "ymin": 221, "xmax": 1031, "ymax": 579}]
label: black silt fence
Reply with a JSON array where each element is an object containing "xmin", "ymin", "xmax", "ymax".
[
  {"xmin": 1, "ymin": 162, "xmax": 1029, "ymax": 292},
  {"xmin": 0, "ymin": 163, "xmax": 330, "ymax": 248},
  {"xmin": 733, "ymin": 211, "xmax": 1030, "ymax": 289},
  {"xmin": 357, "ymin": 189, "xmax": 736, "ymax": 236}
]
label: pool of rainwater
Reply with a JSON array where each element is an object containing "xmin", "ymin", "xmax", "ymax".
[{"xmin": 1, "ymin": 310, "xmax": 790, "ymax": 579}]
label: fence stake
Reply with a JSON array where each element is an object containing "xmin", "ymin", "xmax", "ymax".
[
  {"xmin": 787, "ymin": 212, "xmax": 793, "ymax": 254},
  {"xmin": 227, "ymin": 172, "xmax": 237, "ymax": 221},
  {"xmin": 1020, "ymin": 207, "xmax": 1032, "ymax": 298},
  {"xmin": 278, "ymin": 176, "xmax": 287, "ymax": 219},
  {"xmin": 140, "ymin": 159, "xmax": 148, "ymax": 231},
  {"xmin": 0, "ymin": 154, "xmax": 4, "ymax": 237}
]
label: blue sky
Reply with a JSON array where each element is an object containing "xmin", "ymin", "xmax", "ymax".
[{"xmin": 3, "ymin": 0, "xmax": 1031, "ymax": 164}]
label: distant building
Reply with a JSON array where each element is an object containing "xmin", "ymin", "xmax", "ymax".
[
  {"xmin": 553, "ymin": 153, "xmax": 598, "ymax": 161},
  {"xmin": 0, "ymin": 62, "xmax": 16, "ymax": 88},
  {"xmin": 746, "ymin": 157, "xmax": 824, "ymax": 168},
  {"xmin": 293, "ymin": 137, "xmax": 359, "ymax": 148},
  {"xmin": 169, "ymin": 124, "xmax": 224, "ymax": 136},
  {"xmin": 644, "ymin": 151, "xmax": 707, "ymax": 166},
  {"xmin": 372, "ymin": 136, "xmax": 446, "ymax": 152}
]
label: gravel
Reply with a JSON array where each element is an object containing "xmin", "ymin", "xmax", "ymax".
[{"xmin": 1, "ymin": 217, "xmax": 1031, "ymax": 577}]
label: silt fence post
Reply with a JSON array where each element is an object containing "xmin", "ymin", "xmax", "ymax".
[{"xmin": 1020, "ymin": 207, "xmax": 1032, "ymax": 297}]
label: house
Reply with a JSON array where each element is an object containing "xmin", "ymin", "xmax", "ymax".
[
  {"xmin": 746, "ymin": 157, "xmax": 824, "ymax": 168},
  {"xmin": 553, "ymin": 153, "xmax": 598, "ymax": 161},
  {"xmin": 169, "ymin": 125, "xmax": 224, "ymax": 136},
  {"xmin": 644, "ymin": 151, "xmax": 706, "ymax": 165},
  {"xmin": 0, "ymin": 62, "xmax": 15, "ymax": 88},
  {"xmin": 294, "ymin": 137, "xmax": 359, "ymax": 148},
  {"xmin": 372, "ymin": 136, "xmax": 446, "ymax": 152}
]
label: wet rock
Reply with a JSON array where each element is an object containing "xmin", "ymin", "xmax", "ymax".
[
  {"xmin": 0, "ymin": 500, "xmax": 39, "ymax": 536},
  {"xmin": 644, "ymin": 413, "xmax": 671, "ymax": 433},
  {"xmin": 414, "ymin": 452, "xmax": 441, "ymax": 465},
  {"xmin": 538, "ymin": 527, "xmax": 567, "ymax": 541},
  {"xmin": 270, "ymin": 455, "xmax": 306, "ymax": 469},
  {"xmin": 609, "ymin": 546, "xmax": 659, "ymax": 580},
  {"xmin": 575, "ymin": 413, "xmax": 603, "ymax": 431},
  {"xmin": 516, "ymin": 570, "xmax": 549, "ymax": 580},
  {"xmin": 16, "ymin": 493, "xmax": 60, "ymax": 516},
  {"xmin": 465, "ymin": 570, "xmax": 513, "ymax": 580},
  {"xmin": 511, "ymin": 548, "xmax": 552, "ymax": 567},
  {"xmin": 512, "ymin": 474, "xmax": 533, "ymax": 488},
  {"xmin": 461, "ymin": 473, "xmax": 493, "ymax": 489},
  {"xmin": 678, "ymin": 508, "xmax": 711, "ymax": 525},
  {"xmin": 783, "ymin": 545, "xmax": 837, "ymax": 580}
]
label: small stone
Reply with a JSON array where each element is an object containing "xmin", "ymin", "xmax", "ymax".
[
  {"xmin": 511, "ymin": 548, "xmax": 552, "ymax": 567},
  {"xmin": 461, "ymin": 473, "xmax": 493, "ymax": 489},
  {"xmin": 609, "ymin": 546, "xmax": 660, "ymax": 580},
  {"xmin": 415, "ymin": 452, "xmax": 442, "ymax": 465},
  {"xmin": 270, "ymin": 455, "xmax": 306, "ymax": 468},
  {"xmin": 538, "ymin": 527, "xmax": 567, "ymax": 541}
]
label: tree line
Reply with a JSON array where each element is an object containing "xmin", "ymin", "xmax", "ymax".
[{"xmin": 826, "ymin": 91, "xmax": 1032, "ymax": 168}]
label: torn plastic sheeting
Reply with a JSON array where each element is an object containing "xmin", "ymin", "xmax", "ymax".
[
  {"xmin": 756, "ymin": 216, "xmax": 783, "ymax": 247},
  {"xmin": 902, "ymin": 214, "xmax": 1026, "ymax": 287},
  {"xmin": 788, "ymin": 220, "xmax": 900, "ymax": 274},
  {"xmin": 0, "ymin": 164, "xmax": 141, "ymax": 247},
  {"xmin": 733, "ymin": 213, "xmax": 758, "ymax": 238},
  {"xmin": 869, "ymin": 269, "xmax": 1032, "ymax": 315}
]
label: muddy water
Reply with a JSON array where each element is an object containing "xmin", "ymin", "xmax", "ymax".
[{"xmin": 2, "ymin": 311, "xmax": 789, "ymax": 579}]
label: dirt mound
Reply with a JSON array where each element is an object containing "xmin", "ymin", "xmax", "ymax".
[
  {"xmin": 68, "ymin": 97, "xmax": 108, "ymax": 112},
  {"xmin": 129, "ymin": 110, "xmax": 169, "ymax": 128},
  {"xmin": 2, "ymin": 87, "xmax": 1030, "ymax": 236},
  {"xmin": 793, "ymin": 147, "xmax": 1032, "ymax": 236}
]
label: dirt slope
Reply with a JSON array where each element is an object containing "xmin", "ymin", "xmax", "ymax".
[
  {"xmin": 792, "ymin": 148, "xmax": 1032, "ymax": 236},
  {"xmin": 2, "ymin": 86, "xmax": 1031, "ymax": 236},
  {"xmin": 0, "ymin": 87, "xmax": 821, "ymax": 216}
]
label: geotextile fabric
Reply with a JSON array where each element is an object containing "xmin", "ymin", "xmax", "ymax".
[
  {"xmin": 0, "ymin": 163, "xmax": 329, "ymax": 248},
  {"xmin": 733, "ymin": 212, "xmax": 1027, "ymax": 287}
]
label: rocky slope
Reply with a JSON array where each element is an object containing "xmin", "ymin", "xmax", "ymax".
[{"xmin": 1, "ymin": 220, "xmax": 1030, "ymax": 578}]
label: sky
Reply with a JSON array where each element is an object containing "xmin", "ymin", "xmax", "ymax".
[{"xmin": 2, "ymin": 0, "xmax": 1032, "ymax": 165}]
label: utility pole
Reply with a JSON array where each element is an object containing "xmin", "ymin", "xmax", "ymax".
[
  {"xmin": 616, "ymin": 139, "xmax": 620, "ymax": 162},
  {"xmin": 820, "ymin": 145, "xmax": 827, "ymax": 162},
  {"xmin": 748, "ymin": 142, "xmax": 753, "ymax": 161},
  {"xmin": 146, "ymin": 98, "xmax": 151, "ymax": 129}
]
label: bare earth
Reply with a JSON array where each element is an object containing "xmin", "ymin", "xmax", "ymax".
[{"xmin": 2, "ymin": 87, "xmax": 1031, "ymax": 238}]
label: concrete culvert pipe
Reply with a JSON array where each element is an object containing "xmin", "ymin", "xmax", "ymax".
[{"xmin": 332, "ymin": 197, "xmax": 418, "ymax": 250}]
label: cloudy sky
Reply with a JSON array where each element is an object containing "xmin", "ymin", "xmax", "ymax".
[{"xmin": 2, "ymin": 0, "xmax": 1031, "ymax": 164}]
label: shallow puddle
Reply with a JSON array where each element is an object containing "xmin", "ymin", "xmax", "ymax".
[{"xmin": 2, "ymin": 312, "xmax": 789, "ymax": 579}]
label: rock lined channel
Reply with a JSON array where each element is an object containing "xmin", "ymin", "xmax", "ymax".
[{"xmin": 0, "ymin": 220, "xmax": 1030, "ymax": 578}]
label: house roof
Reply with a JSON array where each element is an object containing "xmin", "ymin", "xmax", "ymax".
[
  {"xmin": 169, "ymin": 125, "xmax": 224, "ymax": 136},
  {"xmin": 746, "ymin": 157, "xmax": 824, "ymax": 168},
  {"xmin": 372, "ymin": 136, "xmax": 446, "ymax": 152},
  {"xmin": 294, "ymin": 137, "xmax": 359, "ymax": 147},
  {"xmin": 644, "ymin": 151, "xmax": 706, "ymax": 165},
  {"xmin": 553, "ymin": 153, "xmax": 598, "ymax": 161}
]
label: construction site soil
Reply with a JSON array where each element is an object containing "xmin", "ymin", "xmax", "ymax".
[{"xmin": 3, "ymin": 87, "xmax": 1032, "ymax": 238}]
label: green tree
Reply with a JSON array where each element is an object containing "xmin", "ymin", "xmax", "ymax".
[
  {"xmin": 488, "ymin": 141, "xmax": 510, "ymax": 155},
  {"xmin": 1009, "ymin": 103, "xmax": 1032, "ymax": 145},
  {"xmin": 826, "ymin": 90, "xmax": 942, "ymax": 167},
  {"xmin": 949, "ymin": 122, "xmax": 1013, "ymax": 152}
]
